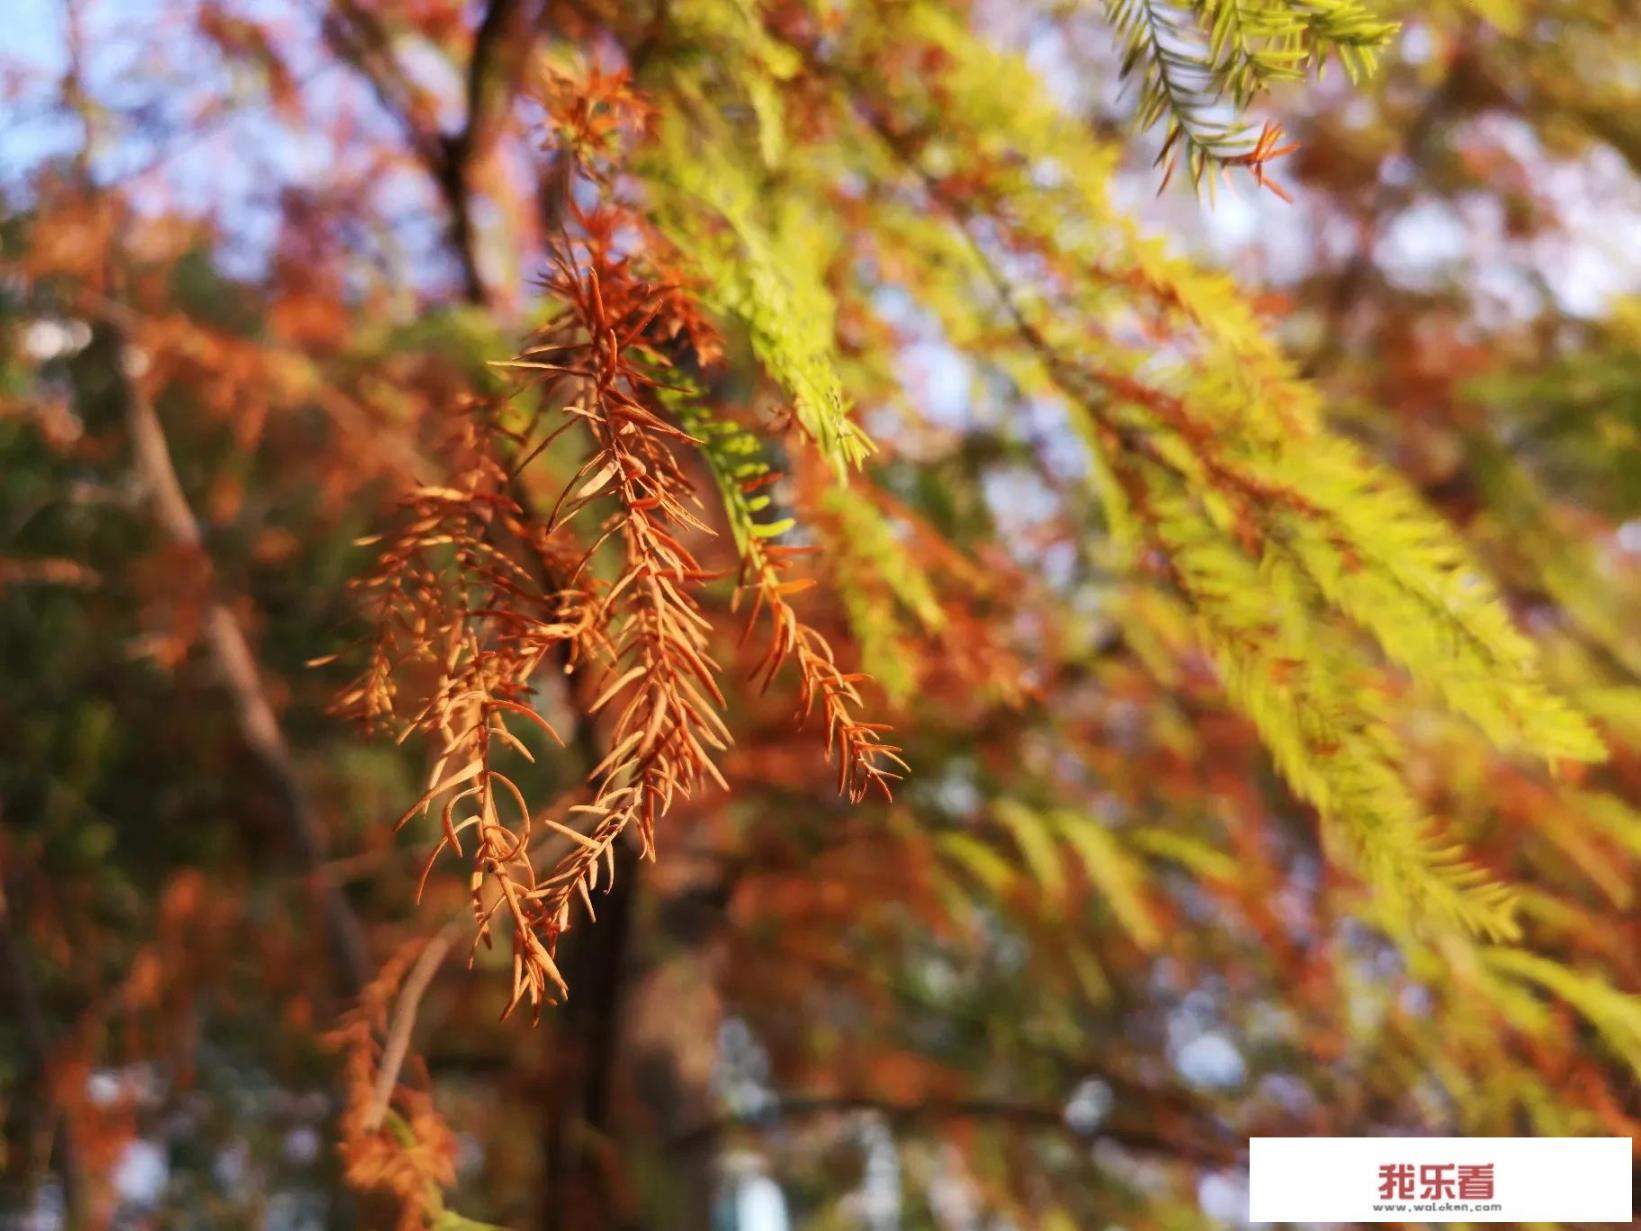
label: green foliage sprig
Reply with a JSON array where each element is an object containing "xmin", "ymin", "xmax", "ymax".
[{"xmin": 1101, "ymin": 0, "xmax": 1398, "ymax": 188}]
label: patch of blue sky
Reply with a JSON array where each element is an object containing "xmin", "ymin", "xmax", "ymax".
[
  {"xmin": 899, "ymin": 337, "xmax": 974, "ymax": 425},
  {"xmin": 2, "ymin": 0, "xmax": 460, "ymax": 293}
]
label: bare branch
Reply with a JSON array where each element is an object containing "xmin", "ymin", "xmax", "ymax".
[
  {"xmin": 115, "ymin": 325, "xmax": 372, "ymax": 995},
  {"xmin": 362, "ymin": 927, "xmax": 457, "ymax": 1133}
]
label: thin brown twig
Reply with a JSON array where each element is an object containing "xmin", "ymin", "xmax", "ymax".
[{"xmin": 362, "ymin": 925, "xmax": 459, "ymax": 1133}]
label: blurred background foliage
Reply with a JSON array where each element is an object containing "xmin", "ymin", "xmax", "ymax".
[{"xmin": 2, "ymin": 2, "xmax": 1640, "ymax": 1229}]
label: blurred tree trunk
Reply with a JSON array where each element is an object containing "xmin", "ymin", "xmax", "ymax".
[
  {"xmin": 537, "ymin": 842, "xmax": 729, "ymax": 1230},
  {"xmin": 540, "ymin": 842, "xmax": 639, "ymax": 1231},
  {"xmin": 0, "ymin": 840, "xmax": 88, "ymax": 1230}
]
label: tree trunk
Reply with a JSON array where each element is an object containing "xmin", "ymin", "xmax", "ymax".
[
  {"xmin": 535, "ymin": 837, "xmax": 730, "ymax": 1231},
  {"xmin": 540, "ymin": 840, "xmax": 640, "ymax": 1231}
]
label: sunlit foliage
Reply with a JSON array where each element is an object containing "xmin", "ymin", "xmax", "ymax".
[{"xmin": 2, "ymin": 0, "xmax": 1639, "ymax": 1227}]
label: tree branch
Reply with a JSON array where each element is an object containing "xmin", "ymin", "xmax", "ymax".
[
  {"xmin": 362, "ymin": 926, "xmax": 457, "ymax": 1132},
  {"xmin": 438, "ymin": 0, "xmax": 525, "ymax": 305},
  {"xmin": 323, "ymin": 0, "xmax": 529, "ymax": 305},
  {"xmin": 114, "ymin": 326, "xmax": 371, "ymax": 996}
]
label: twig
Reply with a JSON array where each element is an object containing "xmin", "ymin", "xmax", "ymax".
[{"xmin": 362, "ymin": 926, "xmax": 458, "ymax": 1132}]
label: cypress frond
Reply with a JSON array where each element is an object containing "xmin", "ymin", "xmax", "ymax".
[
  {"xmin": 1113, "ymin": 456, "xmax": 1525, "ymax": 938},
  {"xmin": 644, "ymin": 111, "xmax": 873, "ymax": 475},
  {"xmin": 819, "ymin": 488, "xmax": 946, "ymax": 702},
  {"xmin": 681, "ymin": 397, "xmax": 907, "ymax": 799},
  {"xmin": 1100, "ymin": 0, "xmax": 1397, "ymax": 189},
  {"xmin": 1049, "ymin": 807, "xmax": 1164, "ymax": 951},
  {"xmin": 1486, "ymin": 948, "xmax": 1641, "ymax": 1080},
  {"xmin": 822, "ymin": 6, "xmax": 1602, "ymax": 934},
  {"xmin": 956, "ymin": 801, "xmax": 1163, "ymax": 949},
  {"xmin": 1274, "ymin": 435, "xmax": 1605, "ymax": 762},
  {"xmin": 665, "ymin": 0, "xmax": 803, "ymax": 166}
]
